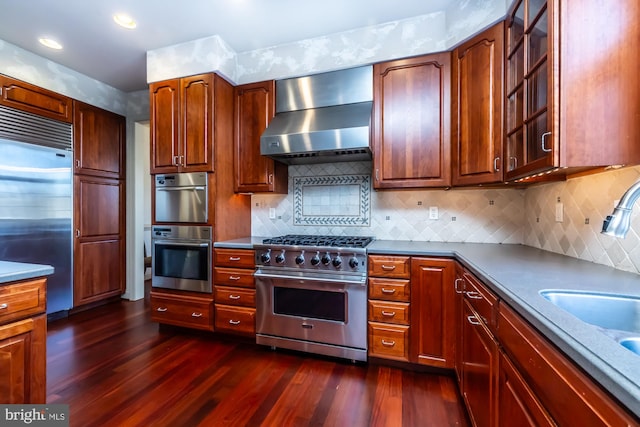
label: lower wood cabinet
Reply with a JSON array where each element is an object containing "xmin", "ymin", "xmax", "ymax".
[
  {"xmin": 0, "ymin": 277, "xmax": 47, "ymax": 404},
  {"xmin": 214, "ymin": 305, "xmax": 256, "ymax": 335},
  {"xmin": 150, "ymin": 289, "xmax": 214, "ymax": 331}
]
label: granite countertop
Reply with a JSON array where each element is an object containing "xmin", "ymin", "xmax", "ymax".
[
  {"xmin": 0, "ymin": 260, "xmax": 54, "ymax": 284},
  {"xmin": 215, "ymin": 238, "xmax": 640, "ymax": 416}
]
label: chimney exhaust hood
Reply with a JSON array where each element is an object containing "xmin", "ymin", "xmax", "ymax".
[{"xmin": 260, "ymin": 66, "xmax": 373, "ymax": 165}]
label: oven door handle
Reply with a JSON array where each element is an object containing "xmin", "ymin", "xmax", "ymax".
[
  {"xmin": 153, "ymin": 241, "xmax": 210, "ymax": 247},
  {"xmin": 254, "ymin": 271, "xmax": 365, "ymax": 286},
  {"xmin": 156, "ymin": 186, "xmax": 206, "ymax": 191}
]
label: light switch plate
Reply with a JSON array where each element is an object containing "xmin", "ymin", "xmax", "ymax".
[
  {"xmin": 269, "ymin": 208, "xmax": 276, "ymax": 219},
  {"xmin": 429, "ymin": 206, "xmax": 438, "ymax": 220},
  {"xmin": 555, "ymin": 203, "xmax": 563, "ymax": 222}
]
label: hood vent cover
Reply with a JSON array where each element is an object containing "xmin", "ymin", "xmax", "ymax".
[{"xmin": 260, "ymin": 66, "xmax": 373, "ymax": 165}]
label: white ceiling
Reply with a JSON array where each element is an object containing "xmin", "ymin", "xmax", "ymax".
[{"xmin": 0, "ymin": 0, "xmax": 455, "ymax": 92}]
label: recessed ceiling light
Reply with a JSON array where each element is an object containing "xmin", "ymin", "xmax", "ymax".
[
  {"xmin": 113, "ymin": 13, "xmax": 137, "ymax": 29},
  {"xmin": 38, "ymin": 37, "xmax": 63, "ymax": 50}
]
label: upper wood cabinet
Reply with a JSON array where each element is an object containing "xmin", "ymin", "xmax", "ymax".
[
  {"xmin": 505, "ymin": 0, "xmax": 640, "ymax": 181},
  {"xmin": 234, "ymin": 81, "xmax": 287, "ymax": 193},
  {"xmin": 452, "ymin": 23, "xmax": 504, "ymax": 186},
  {"xmin": 150, "ymin": 73, "xmax": 214, "ymax": 174},
  {"xmin": 372, "ymin": 53, "xmax": 451, "ymax": 189},
  {"xmin": 73, "ymin": 101, "xmax": 125, "ymax": 179},
  {"xmin": 0, "ymin": 74, "xmax": 72, "ymax": 123}
]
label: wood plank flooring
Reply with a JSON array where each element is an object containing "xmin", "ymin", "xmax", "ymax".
[{"xmin": 47, "ymin": 299, "xmax": 470, "ymax": 427}]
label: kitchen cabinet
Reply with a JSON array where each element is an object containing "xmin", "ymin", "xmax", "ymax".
[
  {"xmin": 234, "ymin": 81, "xmax": 287, "ymax": 193},
  {"xmin": 452, "ymin": 23, "xmax": 504, "ymax": 186},
  {"xmin": 213, "ymin": 248, "xmax": 256, "ymax": 336},
  {"xmin": 0, "ymin": 277, "xmax": 47, "ymax": 404},
  {"xmin": 150, "ymin": 73, "xmax": 215, "ymax": 174},
  {"xmin": 504, "ymin": 0, "xmax": 640, "ymax": 181},
  {"xmin": 367, "ymin": 255, "xmax": 411, "ymax": 361},
  {"xmin": 410, "ymin": 257, "xmax": 455, "ymax": 368},
  {"xmin": 497, "ymin": 302, "xmax": 639, "ymax": 426},
  {"xmin": 0, "ymin": 74, "xmax": 72, "ymax": 123},
  {"xmin": 372, "ymin": 52, "xmax": 451, "ymax": 189},
  {"xmin": 150, "ymin": 289, "xmax": 214, "ymax": 331},
  {"xmin": 73, "ymin": 100, "xmax": 125, "ymax": 179},
  {"xmin": 73, "ymin": 175, "xmax": 124, "ymax": 307},
  {"xmin": 453, "ymin": 263, "xmax": 465, "ymax": 384}
]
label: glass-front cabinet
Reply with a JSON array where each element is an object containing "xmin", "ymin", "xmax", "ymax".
[{"xmin": 505, "ymin": 0, "xmax": 553, "ymax": 180}]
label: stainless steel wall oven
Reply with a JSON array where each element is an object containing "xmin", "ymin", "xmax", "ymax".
[
  {"xmin": 151, "ymin": 225, "xmax": 212, "ymax": 293},
  {"xmin": 155, "ymin": 172, "xmax": 207, "ymax": 223}
]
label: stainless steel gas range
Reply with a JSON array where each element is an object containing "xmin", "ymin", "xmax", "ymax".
[{"xmin": 254, "ymin": 235, "xmax": 374, "ymax": 362}]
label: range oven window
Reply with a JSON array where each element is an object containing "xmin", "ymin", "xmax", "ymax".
[
  {"xmin": 154, "ymin": 244, "xmax": 208, "ymax": 281},
  {"xmin": 273, "ymin": 287, "xmax": 346, "ymax": 322}
]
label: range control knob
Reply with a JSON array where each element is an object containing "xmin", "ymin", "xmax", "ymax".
[
  {"xmin": 332, "ymin": 255, "xmax": 343, "ymax": 268},
  {"xmin": 260, "ymin": 249, "xmax": 271, "ymax": 263},
  {"xmin": 348, "ymin": 256, "xmax": 359, "ymax": 269},
  {"xmin": 295, "ymin": 252, "xmax": 305, "ymax": 265},
  {"xmin": 321, "ymin": 253, "xmax": 332, "ymax": 265},
  {"xmin": 275, "ymin": 250, "xmax": 286, "ymax": 264},
  {"xmin": 310, "ymin": 252, "xmax": 321, "ymax": 266}
]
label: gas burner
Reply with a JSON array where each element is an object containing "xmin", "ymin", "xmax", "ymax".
[{"xmin": 262, "ymin": 235, "xmax": 374, "ymax": 249}]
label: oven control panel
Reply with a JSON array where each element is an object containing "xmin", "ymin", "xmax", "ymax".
[{"xmin": 255, "ymin": 246, "xmax": 367, "ymax": 273}]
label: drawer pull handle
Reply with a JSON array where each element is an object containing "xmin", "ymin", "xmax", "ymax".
[
  {"xmin": 156, "ymin": 307, "xmax": 168, "ymax": 312},
  {"xmin": 381, "ymin": 265, "xmax": 396, "ymax": 271},
  {"xmin": 381, "ymin": 288, "xmax": 396, "ymax": 294},
  {"xmin": 229, "ymin": 257, "xmax": 241, "ymax": 262},
  {"xmin": 192, "ymin": 312, "xmax": 203, "ymax": 318},
  {"xmin": 229, "ymin": 319, "xmax": 241, "ymax": 325},
  {"xmin": 467, "ymin": 315, "xmax": 481, "ymax": 326},
  {"xmin": 466, "ymin": 291, "xmax": 483, "ymax": 300},
  {"xmin": 381, "ymin": 339, "xmax": 396, "ymax": 347},
  {"xmin": 229, "ymin": 276, "xmax": 241, "ymax": 281},
  {"xmin": 381, "ymin": 311, "xmax": 396, "ymax": 317},
  {"xmin": 0, "ymin": 303, "xmax": 7, "ymax": 310},
  {"xmin": 229, "ymin": 295, "xmax": 241, "ymax": 300},
  {"xmin": 454, "ymin": 278, "xmax": 464, "ymax": 294}
]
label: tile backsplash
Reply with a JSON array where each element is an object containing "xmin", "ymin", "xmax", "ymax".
[{"xmin": 252, "ymin": 162, "xmax": 640, "ymax": 275}]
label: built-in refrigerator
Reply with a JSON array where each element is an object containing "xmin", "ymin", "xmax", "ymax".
[{"xmin": 0, "ymin": 105, "xmax": 73, "ymax": 315}]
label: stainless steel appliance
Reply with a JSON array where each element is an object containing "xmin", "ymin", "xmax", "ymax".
[
  {"xmin": 155, "ymin": 172, "xmax": 208, "ymax": 223},
  {"xmin": 0, "ymin": 105, "xmax": 73, "ymax": 315},
  {"xmin": 255, "ymin": 235, "xmax": 374, "ymax": 361},
  {"xmin": 260, "ymin": 66, "xmax": 373, "ymax": 165},
  {"xmin": 151, "ymin": 225, "xmax": 212, "ymax": 293}
]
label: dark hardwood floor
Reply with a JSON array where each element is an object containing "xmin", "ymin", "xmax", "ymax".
[{"xmin": 47, "ymin": 297, "xmax": 470, "ymax": 427}]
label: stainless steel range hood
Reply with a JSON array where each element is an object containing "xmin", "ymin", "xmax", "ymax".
[{"xmin": 260, "ymin": 66, "xmax": 373, "ymax": 165}]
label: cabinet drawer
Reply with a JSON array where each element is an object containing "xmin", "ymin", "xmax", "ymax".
[
  {"xmin": 0, "ymin": 278, "xmax": 46, "ymax": 324},
  {"xmin": 368, "ymin": 300, "xmax": 410, "ymax": 325},
  {"xmin": 215, "ymin": 286, "xmax": 255, "ymax": 307},
  {"xmin": 215, "ymin": 305, "xmax": 255, "ymax": 335},
  {"xmin": 464, "ymin": 272, "xmax": 497, "ymax": 332},
  {"xmin": 150, "ymin": 291, "xmax": 213, "ymax": 331},
  {"xmin": 368, "ymin": 256, "xmax": 411, "ymax": 278},
  {"xmin": 368, "ymin": 322, "xmax": 410, "ymax": 361},
  {"xmin": 214, "ymin": 267, "xmax": 254, "ymax": 288},
  {"xmin": 214, "ymin": 249, "xmax": 255, "ymax": 269},
  {"xmin": 368, "ymin": 278, "xmax": 410, "ymax": 302}
]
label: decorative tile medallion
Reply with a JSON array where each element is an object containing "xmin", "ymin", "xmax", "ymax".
[{"xmin": 294, "ymin": 175, "xmax": 370, "ymax": 226}]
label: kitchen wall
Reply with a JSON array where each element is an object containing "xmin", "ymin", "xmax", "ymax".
[{"xmin": 252, "ymin": 163, "xmax": 640, "ymax": 275}]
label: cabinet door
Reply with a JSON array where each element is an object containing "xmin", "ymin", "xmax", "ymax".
[
  {"xmin": 461, "ymin": 299, "xmax": 498, "ymax": 427},
  {"xmin": 453, "ymin": 263, "xmax": 465, "ymax": 384},
  {"xmin": 0, "ymin": 75, "xmax": 72, "ymax": 123},
  {"xmin": 410, "ymin": 257, "xmax": 455, "ymax": 368},
  {"xmin": 452, "ymin": 23, "xmax": 504, "ymax": 186},
  {"xmin": 373, "ymin": 53, "xmax": 451, "ymax": 189},
  {"xmin": 180, "ymin": 74, "xmax": 214, "ymax": 172},
  {"xmin": 73, "ymin": 101, "xmax": 125, "ymax": 179},
  {"xmin": 150, "ymin": 79, "xmax": 180, "ymax": 173},
  {"xmin": 74, "ymin": 176, "xmax": 124, "ymax": 307},
  {"xmin": 234, "ymin": 81, "xmax": 288, "ymax": 193}
]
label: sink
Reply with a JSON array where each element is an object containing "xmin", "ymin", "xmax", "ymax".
[
  {"xmin": 619, "ymin": 337, "xmax": 640, "ymax": 356},
  {"xmin": 539, "ymin": 290, "xmax": 640, "ymax": 334}
]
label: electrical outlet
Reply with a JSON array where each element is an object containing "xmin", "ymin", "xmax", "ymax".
[
  {"xmin": 429, "ymin": 206, "xmax": 438, "ymax": 220},
  {"xmin": 555, "ymin": 203, "xmax": 563, "ymax": 222},
  {"xmin": 269, "ymin": 208, "xmax": 276, "ymax": 219}
]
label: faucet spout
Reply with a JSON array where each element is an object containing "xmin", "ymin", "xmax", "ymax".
[{"xmin": 602, "ymin": 180, "xmax": 640, "ymax": 238}]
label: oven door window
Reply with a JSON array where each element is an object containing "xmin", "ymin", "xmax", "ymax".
[
  {"xmin": 273, "ymin": 287, "xmax": 346, "ymax": 322},
  {"xmin": 154, "ymin": 243, "xmax": 208, "ymax": 281}
]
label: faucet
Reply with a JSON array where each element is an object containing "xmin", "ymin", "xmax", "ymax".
[{"xmin": 601, "ymin": 180, "xmax": 640, "ymax": 238}]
